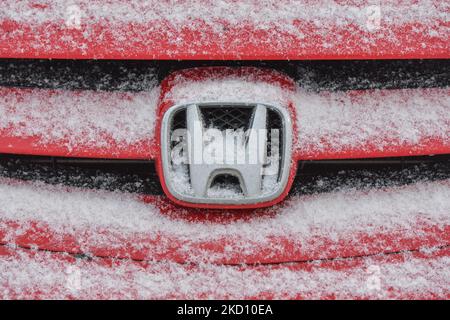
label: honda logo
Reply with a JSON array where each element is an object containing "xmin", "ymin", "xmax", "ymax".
[{"xmin": 160, "ymin": 102, "xmax": 293, "ymax": 206}]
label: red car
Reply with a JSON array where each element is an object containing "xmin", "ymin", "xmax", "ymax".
[{"xmin": 0, "ymin": 0, "xmax": 449, "ymax": 299}]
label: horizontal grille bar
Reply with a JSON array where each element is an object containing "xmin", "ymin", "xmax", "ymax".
[
  {"xmin": 0, "ymin": 154, "xmax": 161, "ymax": 194},
  {"xmin": 0, "ymin": 154, "xmax": 448, "ymax": 196},
  {"xmin": 0, "ymin": 59, "xmax": 448, "ymax": 91}
]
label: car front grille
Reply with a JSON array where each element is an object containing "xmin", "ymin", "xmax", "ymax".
[
  {"xmin": 200, "ymin": 106, "xmax": 254, "ymax": 131},
  {"xmin": 0, "ymin": 59, "xmax": 448, "ymax": 203}
]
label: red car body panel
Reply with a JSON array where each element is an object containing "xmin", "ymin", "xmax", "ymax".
[
  {"xmin": 0, "ymin": 194, "xmax": 449, "ymax": 265},
  {"xmin": 0, "ymin": 1, "xmax": 448, "ymax": 60},
  {"xmin": 0, "ymin": 175, "xmax": 449, "ymax": 298},
  {"xmin": 0, "ymin": 87, "xmax": 157, "ymax": 159},
  {"xmin": 0, "ymin": 78, "xmax": 449, "ymax": 162},
  {"xmin": 1, "ymin": 242, "xmax": 448, "ymax": 299},
  {"xmin": 0, "ymin": 133, "xmax": 154, "ymax": 160}
]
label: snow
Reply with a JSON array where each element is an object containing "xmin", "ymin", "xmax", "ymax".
[
  {"xmin": 0, "ymin": 69, "xmax": 448, "ymax": 297},
  {"xmin": 1, "ymin": 76, "xmax": 448, "ymax": 157},
  {"xmin": 0, "ymin": 245, "xmax": 448, "ymax": 299},
  {"xmin": 167, "ymin": 77, "xmax": 291, "ymax": 106},
  {"xmin": 1, "ymin": 1, "xmax": 447, "ymax": 30},
  {"xmin": 0, "ymin": 168, "xmax": 448, "ymax": 263},
  {"xmin": 295, "ymin": 87, "xmax": 450, "ymax": 153},
  {"xmin": 168, "ymin": 76, "xmax": 450, "ymax": 154},
  {"xmin": 0, "ymin": 0, "xmax": 447, "ymax": 299},
  {"xmin": 0, "ymin": 75, "xmax": 449, "ymax": 296},
  {"xmin": 0, "ymin": 159, "xmax": 448, "ymax": 298},
  {"xmin": 0, "ymin": 1, "xmax": 447, "ymax": 59},
  {"xmin": 0, "ymin": 86, "xmax": 159, "ymax": 151},
  {"xmin": 3, "ymin": 174, "xmax": 447, "ymax": 239}
]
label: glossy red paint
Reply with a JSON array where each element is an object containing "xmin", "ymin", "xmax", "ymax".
[
  {"xmin": 0, "ymin": 1, "xmax": 447, "ymax": 300},
  {"xmin": 0, "ymin": 87, "xmax": 156, "ymax": 159},
  {"xmin": 0, "ymin": 9, "xmax": 448, "ymax": 60},
  {"xmin": 0, "ymin": 176, "xmax": 448, "ymax": 298},
  {"xmin": 294, "ymin": 88, "xmax": 450, "ymax": 160},
  {"xmin": 0, "ymin": 134, "xmax": 153, "ymax": 160},
  {"xmin": 0, "ymin": 194, "xmax": 448, "ymax": 265},
  {"xmin": 155, "ymin": 67, "xmax": 299, "ymax": 209},
  {"xmin": 296, "ymin": 136, "xmax": 450, "ymax": 161},
  {"xmin": 0, "ymin": 237, "xmax": 448, "ymax": 299},
  {"xmin": 0, "ymin": 86, "xmax": 448, "ymax": 163}
]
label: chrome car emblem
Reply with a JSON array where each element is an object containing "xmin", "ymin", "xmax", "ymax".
[{"xmin": 161, "ymin": 102, "xmax": 292, "ymax": 205}]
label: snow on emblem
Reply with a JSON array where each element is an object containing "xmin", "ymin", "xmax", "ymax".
[{"xmin": 160, "ymin": 102, "xmax": 293, "ymax": 207}]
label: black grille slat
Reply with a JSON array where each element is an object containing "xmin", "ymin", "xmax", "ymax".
[
  {"xmin": 292, "ymin": 156, "xmax": 450, "ymax": 195},
  {"xmin": 0, "ymin": 154, "xmax": 448, "ymax": 196},
  {"xmin": 266, "ymin": 110, "xmax": 283, "ymax": 172},
  {"xmin": 0, "ymin": 60, "xmax": 447, "ymax": 91},
  {"xmin": 0, "ymin": 154, "xmax": 162, "ymax": 194},
  {"xmin": 267, "ymin": 109, "xmax": 282, "ymax": 130}
]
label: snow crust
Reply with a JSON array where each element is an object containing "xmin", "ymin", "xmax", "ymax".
[
  {"xmin": 0, "ymin": 246, "xmax": 448, "ymax": 299},
  {"xmin": 1, "ymin": 77, "xmax": 448, "ymax": 156},
  {"xmin": 0, "ymin": 160, "xmax": 448, "ymax": 298},
  {"xmin": 0, "ymin": 1, "xmax": 447, "ymax": 59},
  {"xmin": 0, "ymin": 1, "xmax": 448, "ymax": 299},
  {"xmin": 0, "ymin": 174, "xmax": 448, "ymax": 262},
  {"xmin": 1, "ymin": 1, "xmax": 447, "ymax": 30},
  {"xmin": 168, "ymin": 77, "xmax": 449, "ymax": 153},
  {"xmin": 167, "ymin": 77, "xmax": 291, "ymax": 106},
  {"xmin": 295, "ymin": 87, "xmax": 450, "ymax": 153},
  {"xmin": 0, "ymin": 87, "xmax": 159, "ymax": 151}
]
